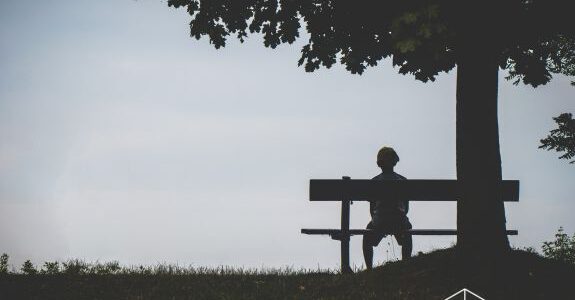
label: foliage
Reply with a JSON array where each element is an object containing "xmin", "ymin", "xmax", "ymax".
[
  {"xmin": 0, "ymin": 253, "xmax": 8, "ymax": 274},
  {"xmin": 542, "ymin": 227, "xmax": 575, "ymax": 264},
  {"xmin": 90, "ymin": 261, "xmax": 122, "ymax": 275},
  {"xmin": 540, "ymin": 113, "xmax": 575, "ymax": 163},
  {"xmin": 20, "ymin": 260, "xmax": 37, "ymax": 275},
  {"xmin": 61, "ymin": 259, "xmax": 89, "ymax": 275},
  {"xmin": 167, "ymin": 0, "xmax": 575, "ymax": 86},
  {"xmin": 40, "ymin": 261, "xmax": 60, "ymax": 275},
  {"xmin": 59, "ymin": 260, "xmax": 123, "ymax": 275}
]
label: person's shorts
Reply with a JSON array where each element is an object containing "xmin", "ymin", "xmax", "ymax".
[{"xmin": 364, "ymin": 215, "xmax": 412, "ymax": 247}]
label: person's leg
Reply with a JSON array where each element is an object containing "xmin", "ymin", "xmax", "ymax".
[
  {"xmin": 363, "ymin": 235, "xmax": 374, "ymax": 270},
  {"xmin": 363, "ymin": 221, "xmax": 375, "ymax": 269},
  {"xmin": 394, "ymin": 231, "xmax": 413, "ymax": 260},
  {"xmin": 364, "ymin": 221, "xmax": 386, "ymax": 269},
  {"xmin": 401, "ymin": 233, "xmax": 412, "ymax": 260},
  {"xmin": 398, "ymin": 215, "xmax": 413, "ymax": 260}
]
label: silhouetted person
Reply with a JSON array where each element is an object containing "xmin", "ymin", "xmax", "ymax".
[{"xmin": 363, "ymin": 147, "xmax": 413, "ymax": 269}]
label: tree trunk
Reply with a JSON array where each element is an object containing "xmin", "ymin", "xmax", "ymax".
[{"xmin": 455, "ymin": 45, "xmax": 510, "ymax": 256}]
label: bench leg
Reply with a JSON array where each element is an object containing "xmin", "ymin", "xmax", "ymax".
[
  {"xmin": 341, "ymin": 235, "xmax": 352, "ymax": 273},
  {"xmin": 340, "ymin": 177, "xmax": 352, "ymax": 273}
]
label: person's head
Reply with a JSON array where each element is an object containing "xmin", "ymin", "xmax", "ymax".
[{"xmin": 377, "ymin": 146, "xmax": 399, "ymax": 169}]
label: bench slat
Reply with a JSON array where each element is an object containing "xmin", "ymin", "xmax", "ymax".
[
  {"xmin": 301, "ymin": 228, "xmax": 519, "ymax": 236},
  {"xmin": 309, "ymin": 179, "xmax": 519, "ymax": 202}
]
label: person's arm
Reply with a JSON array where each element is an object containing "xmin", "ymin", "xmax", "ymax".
[
  {"xmin": 370, "ymin": 173, "xmax": 381, "ymax": 218},
  {"xmin": 398, "ymin": 173, "xmax": 409, "ymax": 214}
]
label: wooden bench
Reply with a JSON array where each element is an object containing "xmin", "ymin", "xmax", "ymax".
[{"xmin": 301, "ymin": 176, "xmax": 520, "ymax": 272}]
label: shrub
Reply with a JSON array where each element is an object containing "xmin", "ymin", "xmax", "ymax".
[
  {"xmin": 90, "ymin": 261, "xmax": 121, "ymax": 275},
  {"xmin": 542, "ymin": 227, "xmax": 575, "ymax": 265},
  {"xmin": 62, "ymin": 259, "xmax": 88, "ymax": 275},
  {"xmin": 21, "ymin": 260, "xmax": 38, "ymax": 275},
  {"xmin": 0, "ymin": 253, "xmax": 8, "ymax": 274},
  {"xmin": 41, "ymin": 261, "xmax": 60, "ymax": 275}
]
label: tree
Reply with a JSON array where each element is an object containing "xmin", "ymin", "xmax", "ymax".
[
  {"xmin": 21, "ymin": 260, "xmax": 37, "ymax": 275},
  {"xmin": 540, "ymin": 113, "xmax": 575, "ymax": 164},
  {"xmin": 166, "ymin": 0, "xmax": 575, "ymax": 256},
  {"xmin": 542, "ymin": 227, "xmax": 575, "ymax": 264}
]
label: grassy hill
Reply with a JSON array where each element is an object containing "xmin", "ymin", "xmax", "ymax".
[{"xmin": 1, "ymin": 248, "xmax": 574, "ymax": 299}]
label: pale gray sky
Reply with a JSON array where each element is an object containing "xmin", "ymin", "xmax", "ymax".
[{"xmin": 1, "ymin": 0, "xmax": 574, "ymax": 269}]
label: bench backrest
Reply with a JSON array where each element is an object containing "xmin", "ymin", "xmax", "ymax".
[{"xmin": 309, "ymin": 179, "xmax": 519, "ymax": 202}]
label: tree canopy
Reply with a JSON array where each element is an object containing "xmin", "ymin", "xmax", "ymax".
[{"xmin": 167, "ymin": 0, "xmax": 575, "ymax": 86}]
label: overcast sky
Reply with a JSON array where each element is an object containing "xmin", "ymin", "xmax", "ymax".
[{"xmin": 1, "ymin": 0, "xmax": 574, "ymax": 270}]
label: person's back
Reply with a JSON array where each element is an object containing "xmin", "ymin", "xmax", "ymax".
[
  {"xmin": 370, "ymin": 171, "xmax": 408, "ymax": 223},
  {"xmin": 363, "ymin": 147, "xmax": 413, "ymax": 269}
]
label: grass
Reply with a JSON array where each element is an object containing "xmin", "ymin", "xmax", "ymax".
[{"xmin": 1, "ymin": 248, "xmax": 574, "ymax": 299}]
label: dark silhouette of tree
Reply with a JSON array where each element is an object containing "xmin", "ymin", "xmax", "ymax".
[
  {"xmin": 542, "ymin": 227, "xmax": 575, "ymax": 264},
  {"xmin": 166, "ymin": 0, "xmax": 575, "ymax": 256},
  {"xmin": 540, "ymin": 113, "xmax": 575, "ymax": 164}
]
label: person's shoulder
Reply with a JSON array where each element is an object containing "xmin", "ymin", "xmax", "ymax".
[
  {"xmin": 394, "ymin": 172, "xmax": 407, "ymax": 180},
  {"xmin": 372, "ymin": 172, "xmax": 406, "ymax": 180}
]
